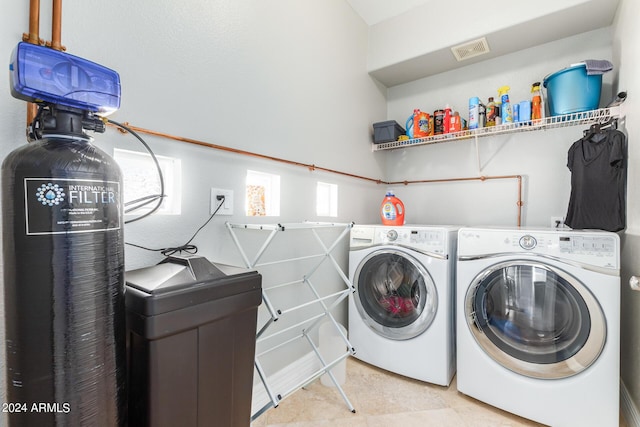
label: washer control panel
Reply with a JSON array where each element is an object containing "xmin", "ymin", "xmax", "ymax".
[
  {"xmin": 558, "ymin": 235, "xmax": 618, "ymax": 255},
  {"xmin": 350, "ymin": 225, "xmax": 455, "ymax": 255},
  {"xmin": 458, "ymin": 228, "xmax": 620, "ymax": 270},
  {"xmin": 519, "ymin": 235, "xmax": 537, "ymax": 250},
  {"xmin": 376, "ymin": 227, "xmax": 447, "ymax": 254}
]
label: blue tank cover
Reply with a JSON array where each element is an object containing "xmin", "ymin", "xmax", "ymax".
[{"xmin": 9, "ymin": 42, "xmax": 120, "ymax": 115}]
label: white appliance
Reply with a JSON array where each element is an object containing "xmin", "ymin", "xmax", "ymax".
[
  {"xmin": 456, "ymin": 227, "xmax": 620, "ymax": 427},
  {"xmin": 348, "ymin": 225, "xmax": 457, "ymax": 386}
]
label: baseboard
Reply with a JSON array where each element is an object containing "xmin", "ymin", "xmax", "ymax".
[
  {"xmin": 252, "ymin": 351, "xmax": 322, "ymax": 417},
  {"xmin": 621, "ymin": 379, "xmax": 640, "ymax": 427}
]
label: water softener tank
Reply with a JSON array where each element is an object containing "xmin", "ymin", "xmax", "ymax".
[{"xmin": 2, "ymin": 107, "xmax": 126, "ymax": 426}]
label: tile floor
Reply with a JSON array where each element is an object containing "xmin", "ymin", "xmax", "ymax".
[{"xmin": 251, "ymin": 357, "xmax": 628, "ymax": 427}]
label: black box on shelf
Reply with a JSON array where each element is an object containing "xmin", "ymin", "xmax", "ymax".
[{"xmin": 373, "ymin": 120, "xmax": 405, "ymax": 143}]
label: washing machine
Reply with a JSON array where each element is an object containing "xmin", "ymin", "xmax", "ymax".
[
  {"xmin": 348, "ymin": 225, "xmax": 457, "ymax": 386},
  {"xmin": 456, "ymin": 227, "xmax": 620, "ymax": 427}
]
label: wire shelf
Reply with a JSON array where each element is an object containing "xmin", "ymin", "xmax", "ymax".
[
  {"xmin": 227, "ymin": 221, "xmax": 353, "ymax": 231},
  {"xmin": 372, "ymin": 106, "xmax": 621, "ymax": 151}
]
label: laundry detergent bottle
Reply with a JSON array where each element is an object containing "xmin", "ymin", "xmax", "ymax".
[{"xmin": 380, "ymin": 190, "xmax": 405, "ymax": 225}]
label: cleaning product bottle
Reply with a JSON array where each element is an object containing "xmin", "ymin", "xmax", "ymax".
[
  {"xmin": 486, "ymin": 97, "xmax": 497, "ymax": 127},
  {"xmin": 380, "ymin": 190, "xmax": 405, "ymax": 226},
  {"xmin": 450, "ymin": 111, "xmax": 462, "ymax": 132},
  {"xmin": 433, "ymin": 109, "xmax": 445, "ymax": 135},
  {"xmin": 468, "ymin": 97, "xmax": 480, "ymax": 129},
  {"xmin": 531, "ymin": 82, "xmax": 542, "ymax": 122},
  {"xmin": 498, "ymin": 86, "xmax": 513, "ymax": 123},
  {"xmin": 443, "ymin": 105, "xmax": 452, "ymax": 133},
  {"xmin": 405, "ymin": 113, "xmax": 414, "ymax": 138},
  {"xmin": 413, "ymin": 109, "xmax": 430, "ymax": 138}
]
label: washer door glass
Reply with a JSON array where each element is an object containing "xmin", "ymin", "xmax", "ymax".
[
  {"xmin": 465, "ymin": 261, "xmax": 606, "ymax": 379},
  {"xmin": 354, "ymin": 249, "xmax": 437, "ymax": 340}
]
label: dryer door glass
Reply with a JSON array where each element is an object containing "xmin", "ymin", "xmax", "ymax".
[
  {"xmin": 354, "ymin": 249, "xmax": 437, "ymax": 340},
  {"xmin": 465, "ymin": 261, "xmax": 606, "ymax": 379}
]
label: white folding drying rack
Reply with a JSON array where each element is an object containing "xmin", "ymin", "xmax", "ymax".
[{"xmin": 225, "ymin": 221, "xmax": 356, "ymax": 421}]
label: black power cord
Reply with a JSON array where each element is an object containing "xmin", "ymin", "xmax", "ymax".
[
  {"xmin": 125, "ymin": 195, "xmax": 226, "ymax": 256},
  {"xmin": 107, "ymin": 119, "xmax": 166, "ymax": 224},
  {"xmin": 107, "ymin": 119, "xmax": 225, "ymax": 256}
]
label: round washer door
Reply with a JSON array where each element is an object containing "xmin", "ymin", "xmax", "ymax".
[
  {"xmin": 465, "ymin": 260, "xmax": 606, "ymax": 379},
  {"xmin": 353, "ymin": 249, "xmax": 437, "ymax": 340}
]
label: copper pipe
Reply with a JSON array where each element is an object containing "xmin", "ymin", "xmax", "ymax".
[
  {"xmin": 50, "ymin": 0, "xmax": 63, "ymax": 51},
  {"xmin": 387, "ymin": 174, "xmax": 523, "ymax": 226},
  {"xmin": 516, "ymin": 175, "xmax": 523, "ymax": 226},
  {"xmin": 23, "ymin": 0, "xmax": 41, "ymax": 44},
  {"xmin": 109, "ymin": 123, "xmax": 523, "ymax": 226},
  {"xmin": 26, "ymin": 103, "xmax": 38, "ymax": 129},
  {"xmin": 24, "ymin": 0, "xmax": 64, "ymax": 128},
  {"xmin": 24, "ymin": 0, "xmax": 42, "ymax": 126},
  {"xmin": 110, "ymin": 123, "xmax": 384, "ymax": 184}
]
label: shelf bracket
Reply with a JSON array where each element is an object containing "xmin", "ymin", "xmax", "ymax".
[{"xmin": 474, "ymin": 133, "xmax": 481, "ymax": 175}]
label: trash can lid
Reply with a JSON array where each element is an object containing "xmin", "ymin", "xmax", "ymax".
[
  {"xmin": 126, "ymin": 255, "xmax": 235, "ymax": 294},
  {"xmin": 125, "ymin": 255, "xmax": 261, "ymax": 317}
]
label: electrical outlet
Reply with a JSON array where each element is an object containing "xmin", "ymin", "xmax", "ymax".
[
  {"xmin": 550, "ymin": 216, "xmax": 565, "ymax": 229},
  {"xmin": 211, "ymin": 188, "xmax": 233, "ymax": 215}
]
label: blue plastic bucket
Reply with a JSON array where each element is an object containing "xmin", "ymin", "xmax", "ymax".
[{"xmin": 543, "ymin": 64, "xmax": 602, "ymax": 116}]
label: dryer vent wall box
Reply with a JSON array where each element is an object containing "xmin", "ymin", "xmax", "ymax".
[{"xmin": 125, "ymin": 255, "xmax": 262, "ymax": 426}]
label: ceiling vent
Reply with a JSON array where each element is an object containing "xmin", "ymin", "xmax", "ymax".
[{"xmin": 451, "ymin": 37, "xmax": 490, "ymax": 62}]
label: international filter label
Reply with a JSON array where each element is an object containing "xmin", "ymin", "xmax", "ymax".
[{"xmin": 24, "ymin": 178, "xmax": 121, "ymax": 235}]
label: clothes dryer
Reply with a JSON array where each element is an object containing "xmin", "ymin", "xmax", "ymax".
[
  {"xmin": 348, "ymin": 225, "xmax": 457, "ymax": 386},
  {"xmin": 456, "ymin": 227, "xmax": 620, "ymax": 427}
]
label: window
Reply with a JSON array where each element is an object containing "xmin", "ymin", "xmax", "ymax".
[
  {"xmin": 113, "ymin": 148, "xmax": 182, "ymax": 215},
  {"xmin": 316, "ymin": 182, "xmax": 338, "ymax": 217},
  {"xmin": 246, "ymin": 170, "xmax": 280, "ymax": 216}
]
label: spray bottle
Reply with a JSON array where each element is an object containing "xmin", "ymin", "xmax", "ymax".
[
  {"xmin": 380, "ymin": 190, "xmax": 405, "ymax": 226},
  {"xmin": 498, "ymin": 86, "xmax": 513, "ymax": 123}
]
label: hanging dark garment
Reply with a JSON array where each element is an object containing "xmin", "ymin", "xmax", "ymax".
[{"xmin": 565, "ymin": 127, "xmax": 627, "ymax": 232}]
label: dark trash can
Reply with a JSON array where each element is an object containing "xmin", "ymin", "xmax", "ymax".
[{"xmin": 125, "ymin": 255, "xmax": 261, "ymax": 427}]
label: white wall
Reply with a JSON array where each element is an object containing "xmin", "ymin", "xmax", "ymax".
[
  {"xmin": 0, "ymin": 0, "xmax": 387, "ymax": 416},
  {"xmin": 368, "ymin": 0, "xmax": 591, "ymax": 70},
  {"xmin": 382, "ymin": 28, "xmax": 614, "ymax": 227},
  {"xmin": 0, "ymin": 3, "xmax": 31, "ymax": 421},
  {"xmin": 612, "ymin": 0, "xmax": 640, "ymax": 421}
]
